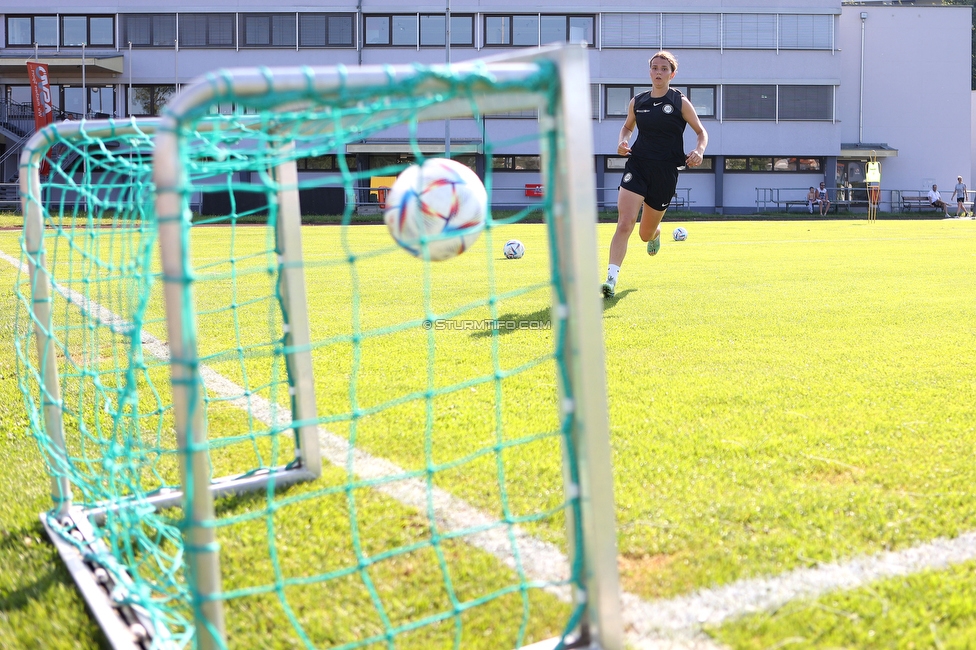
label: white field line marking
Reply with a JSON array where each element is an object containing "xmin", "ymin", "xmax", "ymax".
[{"xmin": 9, "ymin": 245, "xmax": 976, "ymax": 649}]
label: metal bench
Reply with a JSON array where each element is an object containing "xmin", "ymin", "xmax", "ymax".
[
  {"xmin": 785, "ymin": 200, "xmax": 812, "ymax": 213},
  {"xmin": 902, "ymin": 196, "xmax": 937, "ymax": 212}
]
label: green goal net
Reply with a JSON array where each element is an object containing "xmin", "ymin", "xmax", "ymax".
[{"xmin": 15, "ymin": 44, "xmax": 620, "ymax": 650}]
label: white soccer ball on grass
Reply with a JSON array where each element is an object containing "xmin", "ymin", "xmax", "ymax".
[{"xmin": 503, "ymin": 239, "xmax": 525, "ymax": 259}]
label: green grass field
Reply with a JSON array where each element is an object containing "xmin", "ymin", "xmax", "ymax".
[{"xmin": 2, "ymin": 218, "xmax": 975, "ymax": 649}]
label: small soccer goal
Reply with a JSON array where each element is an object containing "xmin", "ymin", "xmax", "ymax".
[{"xmin": 15, "ymin": 43, "xmax": 621, "ymax": 650}]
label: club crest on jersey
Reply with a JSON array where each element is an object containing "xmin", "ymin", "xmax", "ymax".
[{"xmin": 663, "ymin": 104, "xmax": 674, "ymax": 114}]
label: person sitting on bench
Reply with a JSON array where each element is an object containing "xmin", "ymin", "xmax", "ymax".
[
  {"xmin": 806, "ymin": 186, "xmax": 819, "ymax": 214},
  {"xmin": 817, "ymin": 182, "xmax": 830, "ymax": 215},
  {"xmin": 927, "ymin": 184, "xmax": 950, "ymax": 216}
]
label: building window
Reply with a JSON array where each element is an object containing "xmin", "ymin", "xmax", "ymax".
[
  {"xmin": 541, "ymin": 15, "xmax": 594, "ymax": 45},
  {"xmin": 298, "ymin": 154, "xmax": 357, "ymax": 171},
  {"xmin": 364, "ymin": 15, "xmax": 417, "ymax": 46},
  {"xmin": 82, "ymin": 86, "xmax": 116, "ymax": 119},
  {"xmin": 723, "ymin": 85, "xmax": 776, "ymax": 120},
  {"xmin": 61, "ymin": 85, "xmax": 115, "ymax": 117},
  {"xmin": 179, "ymin": 14, "xmax": 235, "ymax": 48},
  {"xmin": 485, "ymin": 16, "xmax": 510, "ymax": 45},
  {"xmin": 602, "ymin": 13, "xmax": 660, "ymax": 48},
  {"xmin": 723, "ymin": 14, "xmax": 776, "ymax": 49},
  {"xmin": 663, "ymin": 13, "xmax": 720, "ymax": 48},
  {"xmin": 601, "ymin": 12, "xmax": 831, "ymax": 50},
  {"xmin": 724, "ymin": 85, "xmax": 832, "ymax": 121},
  {"xmin": 8, "ymin": 84, "xmax": 64, "ymax": 114},
  {"xmin": 419, "ymin": 14, "xmax": 474, "ymax": 46},
  {"xmin": 241, "ymin": 14, "xmax": 297, "ymax": 48},
  {"xmin": 778, "ymin": 86, "xmax": 832, "ymax": 120},
  {"xmin": 686, "ymin": 157, "xmax": 713, "ymax": 171},
  {"xmin": 122, "ymin": 14, "xmax": 177, "ymax": 47},
  {"xmin": 604, "ymin": 85, "xmax": 715, "ymax": 120},
  {"xmin": 485, "ymin": 108, "xmax": 539, "ymax": 119},
  {"xmin": 485, "ymin": 14, "xmax": 594, "ymax": 47},
  {"xmin": 127, "ymin": 85, "xmax": 176, "ymax": 116},
  {"xmin": 512, "ymin": 16, "xmax": 538, "ymax": 46},
  {"xmin": 604, "ymin": 85, "xmax": 652, "ymax": 118},
  {"xmin": 6, "ymin": 16, "xmax": 58, "ymax": 47},
  {"xmin": 207, "ymin": 101, "xmax": 258, "ymax": 116},
  {"xmin": 779, "ymin": 14, "xmax": 832, "ymax": 50},
  {"xmin": 299, "ymin": 14, "xmax": 355, "ymax": 47},
  {"xmin": 608, "ymin": 155, "xmax": 712, "ymax": 172},
  {"xmin": 672, "ymin": 86, "xmax": 715, "ymax": 118},
  {"xmin": 725, "ymin": 157, "xmax": 823, "ymax": 172},
  {"xmin": 61, "ymin": 16, "xmax": 114, "ymax": 47},
  {"xmin": 492, "ymin": 155, "xmax": 541, "ymax": 171}
]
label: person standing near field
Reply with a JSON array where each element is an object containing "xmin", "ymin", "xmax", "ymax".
[
  {"xmin": 602, "ymin": 50, "xmax": 708, "ymax": 299},
  {"xmin": 951, "ymin": 175, "xmax": 969, "ymax": 217}
]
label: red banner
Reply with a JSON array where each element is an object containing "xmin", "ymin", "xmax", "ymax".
[{"xmin": 26, "ymin": 61, "xmax": 55, "ymax": 175}]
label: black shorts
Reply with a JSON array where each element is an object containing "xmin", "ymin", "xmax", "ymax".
[{"xmin": 619, "ymin": 157, "xmax": 681, "ymax": 211}]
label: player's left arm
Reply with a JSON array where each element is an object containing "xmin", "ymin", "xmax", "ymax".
[{"xmin": 682, "ymin": 97, "xmax": 708, "ymax": 168}]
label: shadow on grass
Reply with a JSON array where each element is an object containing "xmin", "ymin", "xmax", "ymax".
[
  {"xmin": 210, "ymin": 477, "xmax": 316, "ymax": 517},
  {"xmin": 602, "ymin": 288, "xmax": 635, "ymax": 309},
  {"xmin": 470, "ymin": 305, "xmax": 552, "ymax": 339},
  {"xmin": 0, "ymin": 523, "xmax": 70, "ymax": 613}
]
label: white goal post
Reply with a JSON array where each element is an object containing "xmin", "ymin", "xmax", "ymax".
[
  {"xmin": 18, "ymin": 42, "xmax": 621, "ymax": 650},
  {"xmin": 153, "ymin": 42, "xmax": 621, "ymax": 650}
]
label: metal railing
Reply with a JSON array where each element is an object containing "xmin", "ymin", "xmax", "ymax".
[
  {"xmin": 0, "ymin": 182, "xmax": 19, "ymax": 208},
  {"xmin": 756, "ymin": 186, "xmax": 892, "ymax": 213},
  {"xmin": 596, "ymin": 186, "xmax": 693, "ymax": 211}
]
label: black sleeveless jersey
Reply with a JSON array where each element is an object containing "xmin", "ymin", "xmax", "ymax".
[{"xmin": 630, "ymin": 88, "xmax": 687, "ymax": 166}]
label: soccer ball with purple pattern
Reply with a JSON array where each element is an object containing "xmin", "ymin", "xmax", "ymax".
[
  {"xmin": 384, "ymin": 158, "xmax": 487, "ymax": 261},
  {"xmin": 503, "ymin": 239, "xmax": 525, "ymax": 259}
]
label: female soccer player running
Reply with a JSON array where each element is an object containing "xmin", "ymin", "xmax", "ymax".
[{"xmin": 602, "ymin": 51, "xmax": 708, "ymax": 298}]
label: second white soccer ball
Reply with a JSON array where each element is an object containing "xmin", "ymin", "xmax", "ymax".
[
  {"xmin": 673, "ymin": 227, "xmax": 688, "ymax": 241},
  {"xmin": 383, "ymin": 158, "xmax": 487, "ymax": 261},
  {"xmin": 503, "ymin": 239, "xmax": 525, "ymax": 259}
]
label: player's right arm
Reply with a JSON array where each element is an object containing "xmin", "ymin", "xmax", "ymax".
[{"xmin": 617, "ymin": 98, "xmax": 636, "ymax": 156}]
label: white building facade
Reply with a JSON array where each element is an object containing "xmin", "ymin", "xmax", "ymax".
[{"xmin": 0, "ymin": 0, "xmax": 970, "ymax": 214}]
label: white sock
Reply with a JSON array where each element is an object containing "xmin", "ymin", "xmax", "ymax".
[{"xmin": 607, "ymin": 264, "xmax": 620, "ymax": 282}]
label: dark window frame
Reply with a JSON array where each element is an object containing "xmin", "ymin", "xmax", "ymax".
[
  {"xmin": 121, "ymin": 14, "xmax": 177, "ymax": 48},
  {"xmin": 6, "ymin": 15, "xmax": 58, "ymax": 48},
  {"xmin": 484, "ymin": 14, "xmax": 594, "ymax": 48},
  {"xmin": 362, "ymin": 14, "xmax": 418, "ymax": 47},
  {"xmin": 126, "ymin": 84, "xmax": 176, "ymax": 117},
  {"xmin": 298, "ymin": 13, "xmax": 356, "ymax": 48},
  {"xmin": 723, "ymin": 84, "xmax": 776, "ymax": 121},
  {"xmin": 239, "ymin": 13, "xmax": 297, "ymax": 48},
  {"xmin": 605, "ymin": 155, "xmax": 713, "ymax": 173},
  {"xmin": 605, "ymin": 84, "xmax": 717, "ymax": 121},
  {"xmin": 778, "ymin": 85, "xmax": 833, "ymax": 121},
  {"xmin": 604, "ymin": 85, "xmax": 652, "ymax": 118},
  {"xmin": 723, "ymin": 84, "xmax": 833, "ymax": 122},
  {"xmin": 540, "ymin": 14, "xmax": 595, "ymax": 46},
  {"xmin": 723, "ymin": 156, "xmax": 824, "ymax": 173},
  {"xmin": 61, "ymin": 15, "xmax": 115, "ymax": 47},
  {"xmin": 419, "ymin": 14, "xmax": 475, "ymax": 47},
  {"xmin": 297, "ymin": 154, "xmax": 358, "ymax": 171},
  {"xmin": 484, "ymin": 14, "xmax": 539, "ymax": 47},
  {"xmin": 178, "ymin": 13, "xmax": 236, "ymax": 48},
  {"xmin": 491, "ymin": 155, "xmax": 541, "ymax": 171},
  {"xmin": 671, "ymin": 85, "xmax": 716, "ymax": 119}
]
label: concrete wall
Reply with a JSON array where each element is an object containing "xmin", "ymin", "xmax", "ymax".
[
  {"xmin": 0, "ymin": 0, "xmax": 972, "ymax": 212},
  {"xmin": 836, "ymin": 5, "xmax": 972, "ymax": 195}
]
